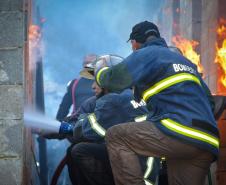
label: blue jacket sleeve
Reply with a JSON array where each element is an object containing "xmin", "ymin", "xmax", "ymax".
[
  {"xmin": 79, "ymin": 96, "xmax": 97, "ymax": 114},
  {"xmin": 74, "ymin": 96, "xmax": 97, "ymax": 119},
  {"xmin": 66, "ymin": 96, "xmax": 96, "ymax": 124},
  {"xmin": 73, "ymin": 96, "xmax": 120, "ymax": 142},
  {"xmin": 56, "ymin": 80, "xmax": 74, "ymax": 121},
  {"xmin": 96, "ymin": 50, "xmax": 158, "ymax": 92}
]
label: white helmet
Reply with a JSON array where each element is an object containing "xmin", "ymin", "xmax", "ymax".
[
  {"xmin": 81, "ymin": 54, "xmax": 124, "ymax": 79},
  {"xmin": 94, "ymin": 54, "xmax": 124, "ymax": 74}
]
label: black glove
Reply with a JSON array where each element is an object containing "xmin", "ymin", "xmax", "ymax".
[{"xmin": 41, "ymin": 131, "xmax": 66, "ymax": 140}]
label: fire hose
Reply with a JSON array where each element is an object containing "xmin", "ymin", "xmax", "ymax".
[{"xmin": 50, "ymin": 155, "xmax": 68, "ymax": 185}]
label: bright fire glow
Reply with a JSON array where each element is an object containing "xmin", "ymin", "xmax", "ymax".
[
  {"xmin": 28, "ymin": 24, "xmax": 42, "ymax": 72},
  {"xmin": 29, "ymin": 25, "xmax": 41, "ymax": 47},
  {"xmin": 215, "ymin": 20, "xmax": 226, "ymax": 88},
  {"xmin": 172, "ymin": 35, "xmax": 204, "ymax": 75}
]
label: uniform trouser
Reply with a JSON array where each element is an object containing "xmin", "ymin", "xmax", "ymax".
[
  {"xmin": 105, "ymin": 121, "xmax": 214, "ymax": 185},
  {"xmin": 69, "ymin": 142, "xmax": 115, "ymax": 185},
  {"xmin": 67, "ymin": 145, "xmax": 79, "ymax": 185}
]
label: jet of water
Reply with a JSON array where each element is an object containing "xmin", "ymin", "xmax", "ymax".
[{"xmin": 24, "ymin": 110, "xmax": 61, "ymax": 133}]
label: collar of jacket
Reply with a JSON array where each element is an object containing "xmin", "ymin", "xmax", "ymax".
[{"xmin": 141, "ymin": 37, "xmax": 168, "ymax": 49}]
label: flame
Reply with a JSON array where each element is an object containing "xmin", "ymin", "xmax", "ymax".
[
  {"xmin": 28, "ymin": 24, "xmax": 43, "ymax": 72},
  {"xmin": 29, "ymin": 25, "xmax": 41, "ymax": 47},
  {"xmin": 215, "ymin": 21, "xmax": 226, "ymax": 88},
  {"xmin": 172, "ymin": 35, "xmax": 204, "ymax": 74}
]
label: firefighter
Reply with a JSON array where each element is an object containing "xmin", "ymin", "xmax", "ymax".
[
  {"xmin": 56, "ymin": 54, "xmax": 98, "ymax": 122},
  {"xmin": 94, "ymin": 21, "xmax": 219, "ymax": 185},
  {"xmin": 66, "ymin": 81, "xmax": 103, "ymax": 185},
  {"xmin": 58, "ymin": 54, "xmax": 160, "ymax": 185}
]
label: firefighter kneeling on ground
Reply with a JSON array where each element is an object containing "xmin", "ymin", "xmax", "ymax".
[
  {"xmin": 58, "ymin": 54, "xmax": 160, "ymax": 185},
  {"xmin": 95, "ymin": 21, "xmax": 219, "ymax": 185}
]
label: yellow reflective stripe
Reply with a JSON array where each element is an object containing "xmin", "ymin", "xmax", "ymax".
[
  {"xmin": 142, "ymin": 73, "xmax": 201, "ymax": 101},
  {"xmin": 144, "ymin": 157, "xmax": 154, "ymax": 179},
  {"xmin": 134, "ymin": 115, "xmax": 147, "ymax": 122},
  {"xmin": 87, "ymin": 113, "xmax": 106, "ymax": 137},
  {"xmin": 96, "ymin": 67, "xmax": 109, "ymax": 85},
  {"xmin": 144, "ymin": 179, "xmax": 153, "ymax": 185},
  {"xmin": 135, "ymin": 117, "xmax": 154, "ymax": 185},
  {"xmin": 161, "ymin": 119, "xmax": 219, "ymax": 148}
]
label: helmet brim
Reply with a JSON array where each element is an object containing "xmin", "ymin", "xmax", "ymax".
[{"xmin": 79, "ymin": 68, "xmax": 95, "ymax": 80}]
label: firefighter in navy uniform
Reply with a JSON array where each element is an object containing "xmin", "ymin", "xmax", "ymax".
[
  {"xmin": 66, "ymin": 81, "xmax": 103, "ymax": 185},
  {"xmin": 95, "ymin": 21, "xmax": 219, "ymax": 185},
  {"xmin": 59, "ymin": 55, "xmax": 160, "ymax": 185},
  {"xmin": 56, "ymin": 54, "xmax": 97, "ymax": 122}
]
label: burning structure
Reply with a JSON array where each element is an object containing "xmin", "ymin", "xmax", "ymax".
[
  {"xmin": 158, "ymin": 1, "xmax": 226, "ymax": 184},
  {"xmin": 0, "ymin": 0, "xmax": 226, "ymax": 185}
]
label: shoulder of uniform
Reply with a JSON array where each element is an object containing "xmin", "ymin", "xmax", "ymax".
[
  {"xmin": 96, "ymin": 93, "xmax": 120, "ymax": 106},
  {"xmin": 67, "ymin": 79, "xmax": 77, "ymax": 87},
  {"xmin": 104, "ymin": 92, "xmax": 120, "ymax": 99}
]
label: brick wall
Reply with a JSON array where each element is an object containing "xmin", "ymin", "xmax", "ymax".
[{"xmin": 0, "ymin": 0, "xmax": 26, "ymax": 184}]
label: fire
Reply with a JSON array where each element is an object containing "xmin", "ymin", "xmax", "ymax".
[
  {"xmin": 28, "ymin": 24, "xmax": 42, "ymax": 72},
  {"xmin": 215, "ymin": 19, "xmax": 226, "ymax": 88},
  {"xmin": 172, "ymin": 35, "xmax": 204, "ymax": 74},
  {"xmin": 29, "ymin": 24, "xmax": 41, "ymax": 47}
]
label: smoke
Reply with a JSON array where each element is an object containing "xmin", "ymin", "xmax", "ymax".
[{"xmin": 35, "ymin": 0, "xmax": 165, "ymax": 117}]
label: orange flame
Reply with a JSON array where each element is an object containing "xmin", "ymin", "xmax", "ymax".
[
  {"xmin": 29, "ymin": 25, "xmax": 41, "ymax": 47},
  {"xmin": 172, "ymin": 35, "xmax": 204, "ymax": 74},
  {"xmin": 215, "ymin": 21, "xmax": 226, "ymax": 88},
  {"xmin": 28, "ymin": 24, "xmax": 42, "ymax": 72}
]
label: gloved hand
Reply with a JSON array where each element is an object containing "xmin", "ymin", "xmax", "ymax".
[
  {"xmin": 59, "ymin": 122, "xmax": 74, "ymax": 135},
  {"xmin": 41, "ymin": 131, "xmax": 66, "ymax": 140}
]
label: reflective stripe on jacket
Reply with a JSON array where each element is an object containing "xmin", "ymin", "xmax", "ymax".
[
  {"xmin": 75, "ymin": 89, "xmax": 148, "ymax": 141},
  {"xmin": 96, "ymin": 38, "xmax": 219, "ymax": 157},
  {"xmin": 73, "ymin": 90, "xmax": 158, "ymax": 183}
]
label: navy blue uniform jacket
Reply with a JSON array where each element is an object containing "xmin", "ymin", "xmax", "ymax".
[{"xmin": 96, "ymin": 38, "xmax": 219, "ymax": 157}]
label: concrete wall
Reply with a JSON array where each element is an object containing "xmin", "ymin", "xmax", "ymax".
[{"xmin": 0, "ymin": 0, "xmax": 26, "ymax": 184}]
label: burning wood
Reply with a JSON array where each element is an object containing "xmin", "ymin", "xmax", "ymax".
[{"xmin": 215, "ymin": 18, "xmax": 226, "ymax": 89}]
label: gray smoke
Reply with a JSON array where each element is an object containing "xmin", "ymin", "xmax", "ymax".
[{"xmin": 36, "ymin": 0, "xmax": 165, "ymax": 116}]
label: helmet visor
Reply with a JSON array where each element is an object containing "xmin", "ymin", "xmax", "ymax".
[{"xmin": 94, "ymin": 55, "xmax": 124, "ymax": 74}]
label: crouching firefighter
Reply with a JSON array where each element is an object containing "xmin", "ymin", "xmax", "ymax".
[
  {"xmin": 95, "ymin": 21, "xmax": 219, "ymax": 185},
  {"xmin": 58, "ymin": 54, "xmax": 160, "ymax": 185}
]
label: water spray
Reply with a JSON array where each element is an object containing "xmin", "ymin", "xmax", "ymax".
[{"xmin": 24, "ymin": 109, "xmax": 61, "ymax": 133}]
